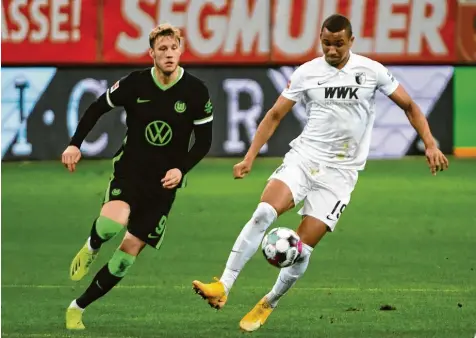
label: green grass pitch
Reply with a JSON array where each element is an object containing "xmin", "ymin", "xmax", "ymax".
[{"xmin": 2, "ymin": 157, "xmax": 475, "ymax": 337}]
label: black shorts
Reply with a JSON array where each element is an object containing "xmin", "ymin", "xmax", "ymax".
[{"xmin": 102, "ymin": 176, "xmax": 176, "ymax": 249}]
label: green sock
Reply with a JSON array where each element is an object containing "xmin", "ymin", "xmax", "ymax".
[
  {"xmin": 76, "ymin": 249, "xmax": 136, "ymax": 308},
  {"xmin": 89, "ymin": 216, "xmax": 124, "ymax": 250}
]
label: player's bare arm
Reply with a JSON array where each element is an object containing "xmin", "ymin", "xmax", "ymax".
[
  {"xmin": 233, "ymin": 96, "xmax": 296, "ymax": 179},
  {"xmin": 389, "ymin": 85, "xmax": 449, "ymax": 175},
  {"xmin": 62, "ymin": 94, "xmax": 113, "ymax": 173}
]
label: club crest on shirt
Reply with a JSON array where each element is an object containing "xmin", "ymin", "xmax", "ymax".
[
  {"xmin": 355, "ymin": 72, "xmax": 366, "ymax": 85},
  {"xmin": 174, "ymin": 101, "xmax": 187, "ymax": 113}
]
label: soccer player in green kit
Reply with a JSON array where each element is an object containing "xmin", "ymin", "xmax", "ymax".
[{"xmin": 62, "ymin": 23, "xmax": 214, "ymax": 330}]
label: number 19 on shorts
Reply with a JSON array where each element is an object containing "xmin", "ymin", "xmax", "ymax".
[{"xmin": 326, "ymin": 200, "xmax": 347, "ymax": 222}]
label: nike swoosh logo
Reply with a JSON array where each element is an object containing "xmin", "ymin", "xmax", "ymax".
[
  {"xmin": 137, "ymin": 98, "xmax": 151, "ymax": 103},
  {"xmin": 326, "ymin": 215, "xmax": 336, "ymax": 221},
  {"xmin": 318, "ymin": 81, "xmax": 327, "ymax": 85},
  {"xmin": 148, "ymin": 234, "xmax": 159, "ymax": 239}
]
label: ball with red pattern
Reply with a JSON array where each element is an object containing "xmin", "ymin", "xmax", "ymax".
[{"xmin": 261, "ymin": 227, "xmax": 303, "ymax": 268}]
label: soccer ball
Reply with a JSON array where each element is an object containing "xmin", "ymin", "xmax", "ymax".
[{"xmin": 261, "ymin": 227, "xmax": 303, "ymax": 268}]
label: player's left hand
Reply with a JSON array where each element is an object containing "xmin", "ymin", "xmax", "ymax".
[
  {"xmin": 62, "ymin": 145, "xmax": 82, "ymax": 173},
  {"xmin": 425, "ymin": 146, "xmax": 449, "ymax": 175},
  {"xmin": 161, "ymin": 169, "xmax": 182, "ymax": 189}
]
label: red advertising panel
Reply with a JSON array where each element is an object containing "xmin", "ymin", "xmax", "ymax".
[
  {"xmin": 102, "ymin": 0, "xmax": 270, "ymax": 64},
  {"xmin": 1, "ymin": 0, "xmax": 98, "ymax": 64},
  {"xmin": 102, "ymin": 0, "xmax": 456, "ymax": 65},
  {"xmin": 1, "ymin": 0, "xmax": 457, "ymax": 64},
  {"xmin": 456, "ymin": 1, "xmax": 476, "ymax": 63},
  {"xmin": 271, "ymin": 0, "xmax": 457, "ymax": 63}
]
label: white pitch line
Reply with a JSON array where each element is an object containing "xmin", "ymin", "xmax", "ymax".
[{"xmin": 1, "ymin": 284, "xmax": 473, "ymax": 293}]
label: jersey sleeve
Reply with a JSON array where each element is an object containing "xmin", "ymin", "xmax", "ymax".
[
  {"xmin": 281, "ymin": 65, "xmax": 306, "ymax": 103},
  {"xmin": 106, "ymin": 72, "xmax": 136, "ymax": 108},
  {"xmin": 375, "ymin": 63, "xmax": 399, "ymax": 96},
  {"xmin": 193, "ymin": 84, "xmax": 214, "ymax": 126}
]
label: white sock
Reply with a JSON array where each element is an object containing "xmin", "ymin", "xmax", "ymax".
[
  {"xmin": 87, "ymin": 237, "xmax": 94, "ymax": 251},
  {"xmin": 69, "ymin": 300, "xmax": 84, "ymax": 312},
  {"xmin": 87, "ymin": 237, "xmax": 98, "ymax": 252},
  {"xmin": 265, "ymin": 243, "xmax": 313, "ymax": 307},
  {"xmin": 220, "ymin": 202, "xmax": 277, "ymax": 294}
]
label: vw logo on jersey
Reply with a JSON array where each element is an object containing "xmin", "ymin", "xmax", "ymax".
[
  {"xmin": 174, "ymin": 101, "xmax": 187, "ymax": 113},
  {"xmin": 145, "ymin": 120, "xmax": 173, "ymax": 146},
  {"xmin": 355, "ymin": 72, "xmax": 366, "ymax": 85}
]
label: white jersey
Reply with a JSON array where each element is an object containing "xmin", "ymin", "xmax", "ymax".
[{"xmin": 281, "ymin": 51, "xmax": 399, "ymax": 170}]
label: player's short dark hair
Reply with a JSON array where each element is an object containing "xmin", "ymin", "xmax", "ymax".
[{"xmin": 321, "ymin": 14, "xmax": 353, "ymax": 38}]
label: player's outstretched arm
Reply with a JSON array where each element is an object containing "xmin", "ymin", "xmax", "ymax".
[
  {"xmin": 233, "ymin": 96, "xmax": 295, "ymax": 179},
  {"xmin": 62, "ymin": 93, "xmax": 114, "ymax": 172},
  {"xmin": 181, "ymin": 121, "xmax": 213, "ymax": 173},
  {"xmin": 162, "ymin": 121, "xmax": 213, "ymax": 189},
  {"xmin": 389, "ymin": 85, "xmax": 449, "ymax": 175},
  {"xmin": 62, "ymin": 74, "xmax": 135, "ymax": 173}
]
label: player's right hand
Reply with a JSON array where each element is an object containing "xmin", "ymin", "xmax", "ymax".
[
  {"xmin": 233, "ymin": 159, "xmax": 253, "ymax": 179},
  {"xmin": 62, "ymin": 145, "xmax": 82, "ymax": 172},
  {"xmin": 425, "ymin": 146, "xmax": 449, "ymax": 176}
]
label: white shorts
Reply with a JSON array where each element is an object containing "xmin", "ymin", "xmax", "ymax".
[{"xmin": 268, "ymin": 150, "xmax": 358, "ymax": 231}]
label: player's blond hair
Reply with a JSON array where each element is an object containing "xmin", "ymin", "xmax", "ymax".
[{"xmin": 149, "ymin": 23, "xmax": 182, "ymax": 48}]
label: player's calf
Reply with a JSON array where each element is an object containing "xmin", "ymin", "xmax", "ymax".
[
  {"xmin": 219, "ymin": 202, "xmax": 278, "ymax": 293},
  {"xmin": 73, "ymin": 248, "xmax": 136, "ymax": 309},
  {"xmin": 265, "ymin": 243, "xmax": 313, "ymax": 307},
  {"xmin": 193, "ymin": 201, "xmax": 279, "ymax": 310},
  {"xmin": 67, "ymin": 248, "xmax": 136, "ymax": 329},
  {"xmin": 237, "ymin": 243, "xmax": 313, "ymax": 333},
  {"xmin": 219, "ymin": 180, "xmax": 294, "ymax": 293},
  {"xmin": 193, "ymin": 181, "xmax": 295, "ymax": 307},
  {"xmin": 67, "ymin": 233, "xmax": 144, "ymax": 325},
  {"xmin": 70, "ymin": 211, "xmax": 126, "ymax": 281},
  {"xmin": 241, "ymin": 216, "xmax": 322, "ymax": 333},
  {"xmin": 264, "ymin": 216, "xmax": 323, "ymax": 308}
]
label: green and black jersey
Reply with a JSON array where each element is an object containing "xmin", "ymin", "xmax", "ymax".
[{"xmin": 70, "ymin": 67, "xmax": 213, "ymax": 184}]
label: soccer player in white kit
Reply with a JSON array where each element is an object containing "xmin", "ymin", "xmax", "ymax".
[{"xmin": 192, "ymin": 14, "xmax": 449, "ymax": 332}]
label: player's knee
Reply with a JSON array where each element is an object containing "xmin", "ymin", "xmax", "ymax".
[
  {"xmin": 100, "ymin": 201, "xmax": 130, "ymax": 226},
  {"xmin": 107, "ymin": 249, "xmax": 136, "ymax": 278},
  {"xmin": 250, "ymin": 202, "xmax": 278, "ymax": 229},
  {"xmin": 94, "ymin": 215, "xmax": 124, "ymax": 241},
  {"xmin": 119, "ymin": 232, "xmax": 146, "ymax": 256},
  {"xmin": 296, "ymin": 216, "xmax": 328, "ymax": 248},
  {"xmin": 261, "ymin": 179, "xmax": 295, "ymax": 214}
]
